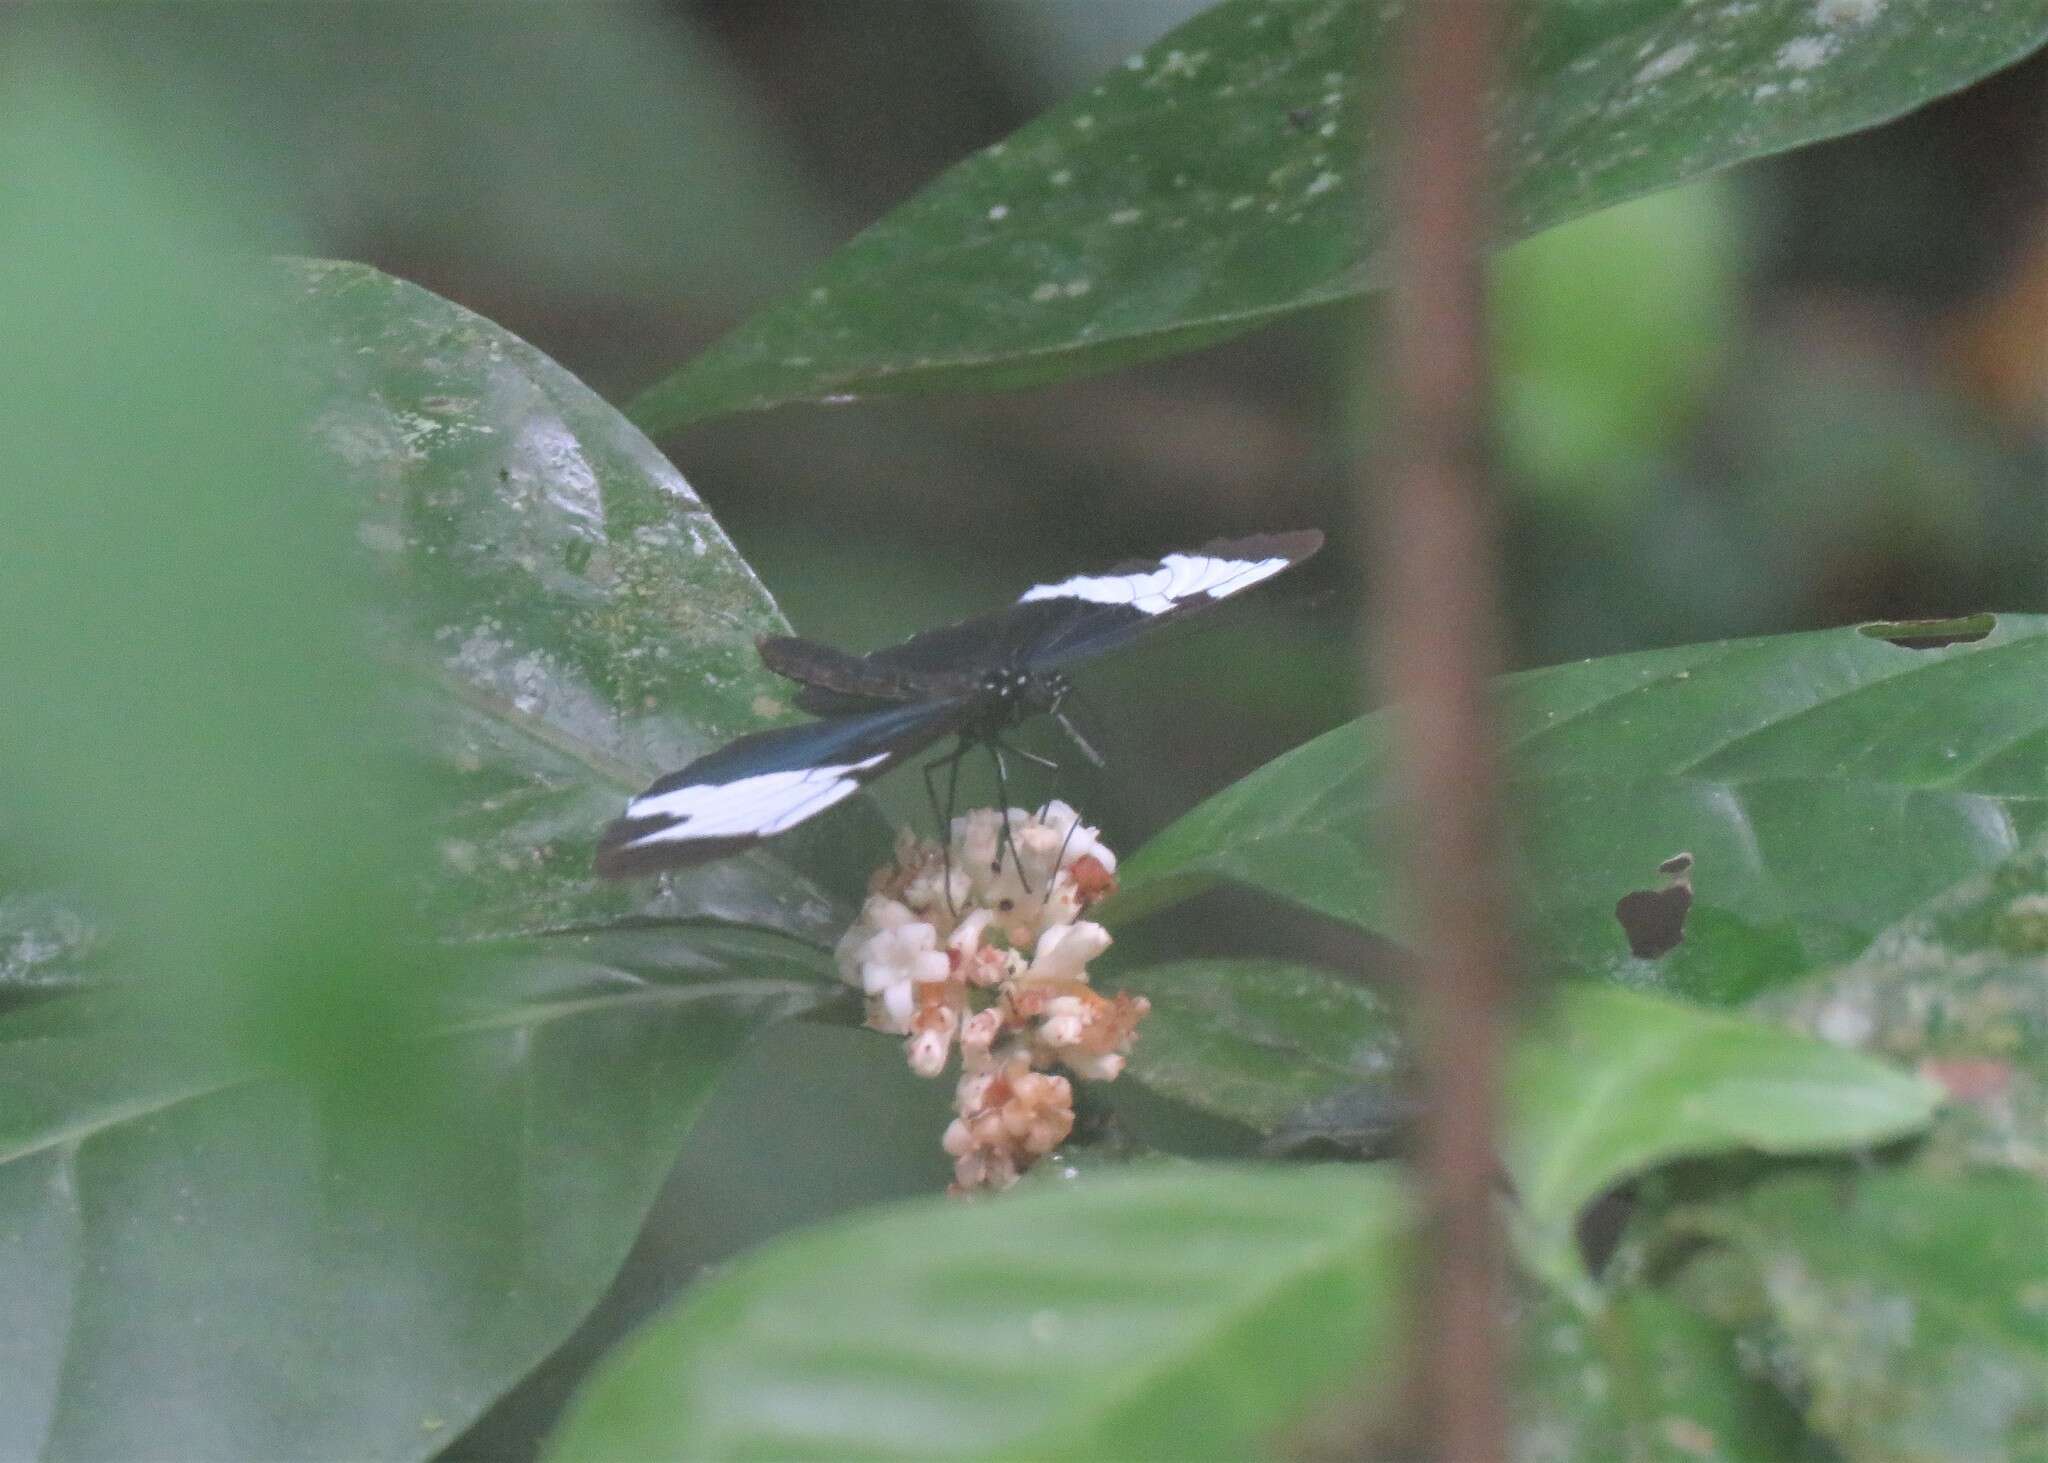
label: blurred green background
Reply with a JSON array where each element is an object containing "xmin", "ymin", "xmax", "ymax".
[{"xmin": 9, "ymin": 3, "xmax": 2041, "ymax": 1454}]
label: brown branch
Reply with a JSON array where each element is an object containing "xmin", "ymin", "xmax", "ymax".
[{"xmin": 1376, "ymin": 2, "xmax": 1511, "ymax": 1458}]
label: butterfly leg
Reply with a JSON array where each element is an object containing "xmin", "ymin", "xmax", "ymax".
[
  {"xmin": 983, "ymin": 740, "xmax": 1040, "ymax": 896},
  {"xmin": 1050, "ymin": 684, "xmax": 1108, "ymax": 769},
  {"xmin": 921, "ymin": 737, "xmax": 973, "ymax": 918},
  {"xmin": 1007, "ymin": 742, "xmax": 1060, "ymax": 772},
  {"xmin": 1052, "ymin": 808, "xmax": 1082, "ymax": 876}
]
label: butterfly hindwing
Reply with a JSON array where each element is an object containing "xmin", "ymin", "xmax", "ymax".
[
  {"xmin": 593, "ymin": 698, "xmax": 965, "ymax": 877},
  {"xmin": 756, "ymin": 634, "xmax": 974, "ymax": 715}
]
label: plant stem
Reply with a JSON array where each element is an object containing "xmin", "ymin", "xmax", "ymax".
[{"xmin": 1378, "ymin": 1, "xmax": 1511, "ymax": 1457}]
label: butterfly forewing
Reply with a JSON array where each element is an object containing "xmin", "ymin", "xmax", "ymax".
[
  {"xmin": 1015, "ymin": 530, "xmax": 1320, "ymax": 668},
  {"xmin": 827, "ymin": 530, "xmax": 1324, "ymax": 683},
  {"xmin": 593, "ymin": 699, "xmax": 965, "ymax": 877}
]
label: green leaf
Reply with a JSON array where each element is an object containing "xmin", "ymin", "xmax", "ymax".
[
  {"xmin": 548, "ymin": 1166, "xmax": 1412, "ymax": 1461},
  {"xmin": 0, "ymin": 104, "xmax": 851, "ymax": 1457},
  {"xmin": 1507, "ymin": 985, "xmax": 1938, "ymax": 1299},
  {"xmin": 1117, "ymin": 958, "xmax": 1406, "ymax": 1133},
  {"xmin": 631, "ymin": 0, "xmax": 2048, "ymax": 431},
  {"xmin": 1676, "ymin": 1168, "xmax": 2048, "ymax": 1460},
  {"xmin": 0, "ymin": 926, "xmax": 838, "ymax": 1461},
  {"xmin": 286, "ymin": 257, "xmax": 886, "ymax": 945},
  {"xmin": 1755, "ymin": 838, "xmax": 2048, "ymax": 1176},
  {"xmin": 1511, "ymin": 1286, "xmax": 1818, "ymax": 1463},
  {"xmin": 1115, "ymin": 620, "xmax": 2048, "ymax": 1002}
]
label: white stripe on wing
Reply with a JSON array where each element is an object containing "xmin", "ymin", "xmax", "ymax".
[
  {"xmin": 624, "ymin": 750, "xmax": 893, "ymax": 845},
  {"xmin": 1016, "ymin": 553, "xmax": 1290, "ymax": 616}
]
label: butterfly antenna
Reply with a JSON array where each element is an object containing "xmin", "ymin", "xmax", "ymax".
[{"xmin": 1052, "ymin": 687, "xmax": 1107, "ymax": 769}]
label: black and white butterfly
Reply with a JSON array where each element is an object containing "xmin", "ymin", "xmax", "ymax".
[{"xmin": 593, "ymin": 530, "xmax": 1323, "ymax": 878}]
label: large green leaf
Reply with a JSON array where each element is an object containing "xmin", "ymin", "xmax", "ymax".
[
  {"xmin": 1675, "ymin": 1168, "xmax": 2048, "ymax": 1460},
  {"xmin": 0, "ymin": 928, "xmax": 836, "ymax": 1460},
  {"xmin": 287, "ymin": 257, "xmax": 885, "ymax": 945},
  {"xmin": 1115, "ymin": 620, "xmax": 2048, "ymax": 1002},
  {"xmin": 547, "ymin": 1166, "xmax": 1411, "ymax": 1460},
  {"xmin": 632, "ymin": 0, "xmax": 2048, "ymax": 430},
  {"xmin": 1507, "ymin": 985, "xmax": 1938, "ymax": 1299},
  {"xmin": 0, "ymin": 182, "xmax": 854, "ymax": 1459}
]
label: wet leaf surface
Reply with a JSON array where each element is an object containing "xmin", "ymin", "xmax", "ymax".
[
  {"xmin": 634, "ymin": 0, "xmax": 2048, "ymax": 430},
  {"xmin": 0, "ymin": 893, "xmax": 101, "ymax": 1010},
  {"xmin": 287, "ymin": 257, "xmax": 886, "ymax": 944}
]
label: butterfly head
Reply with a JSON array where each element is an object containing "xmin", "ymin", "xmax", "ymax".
[{"xmin": 978, "ymin": 665, "xmax": 1069, "ymax": 725}]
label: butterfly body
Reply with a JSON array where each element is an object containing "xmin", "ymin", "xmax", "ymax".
[{"xmin": 594, "ymin": 530, "xmax": 1322, "ymax": 878}]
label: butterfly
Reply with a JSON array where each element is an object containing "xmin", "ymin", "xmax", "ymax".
[{"xmin": 593, "ymin": 530, "xmax": 1324, "ymax": 878}]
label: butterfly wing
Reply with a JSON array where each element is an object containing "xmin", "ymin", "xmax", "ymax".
[
  {"xmin": 593, "ymin": 698, "xmax": 965, "ymax": 878},
  {"xmin": 599, "ymin": 531, "xmax": 1322, "ymax": 879},
  {"xmin": 835, "ymin": 529, "xmax": 1325, "ymax": 680},
  {"xmin": 755, "ymin": 634, "xmax": 963, "ymax": 715},
  {"xmin": 1011, "ymin": 529, "xmax": 1324, "ymax": 668}
]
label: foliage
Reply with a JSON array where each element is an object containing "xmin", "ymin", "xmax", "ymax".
[
  {"xmin": 0, "ymin": 103, "xmax": 846, "ymax": 1459},
  {"xmin": 549, "ymin": 1166, "xmax": 1412, "ymax": 1460},
  {"xmin": 4, "ymin": 1, "xmax": 2046, "ymax": 1458},
  {"xmin": 1115, "ymin": 620, "xmax": 2048, "ymax": 1003},
  {"xmin": 631, "ymin": 0, "xmax": 2048, "ymax": 431}
]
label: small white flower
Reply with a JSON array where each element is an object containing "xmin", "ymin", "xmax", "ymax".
[
  {"xmin": 1025, "ymin": 920, "xmax": 1112, "ymax": 984},
  {"xmin": 947, "ymin": 908, "xmax": 993, "ymax": 960},
  {"xmin": 1034, "ymin": 876, "xmax": 1085, "ymax": 936},
  {"xmin": 1038, "ymin": 993, "xmax": 1091, "ymax": 1048},
  {"xmin": 952, "ymin": 808, "xmax": 1006, "ymax": 876},
  {"xmin": 858, "ymin": 917, "xmax": 948, "ymax": 996},
  {"xmin": 880, "ymin": 979, "xmax": 916, "ymax": 1030},
  {"xmin": 835, "ymin": 894, "xmax": 916, "ymax": 979},
  {"xmin": 907, "ymin": 1026, "xmax": 953, "ymax": 1077},
  {"xmin": 1011, "ymin": 819, "xmax": 1067, "ymax": 888},
  {"xmin": 867, "ymin": 895, "xmax": 918, "ymax": 932},
  {"xmin": 1037, "ymin": 800, "xmax": 1117, "ymax": 875},
  {"xmin": 960, "ymin": 1008, "xmax": 1004, "ymax": 1065},
  {"xmin": 851, "ymin": 913, "xmax": 951, "ymax": 1034},
  {"xmin": 833, "ymin": 925, "xmax": 868, "ymax": 988},
  {"xmin": 902, "ymin": 857, "xmax": 970, "ymax": 918},
  {"xmin": 1065, "ymin": 1049, "xmax": 1126, "ymax": 1082}
]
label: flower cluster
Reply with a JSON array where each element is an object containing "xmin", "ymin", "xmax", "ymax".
[{"xmin": 833, "ymin": 801, "xmax": 1147, "ymax": 1194}]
